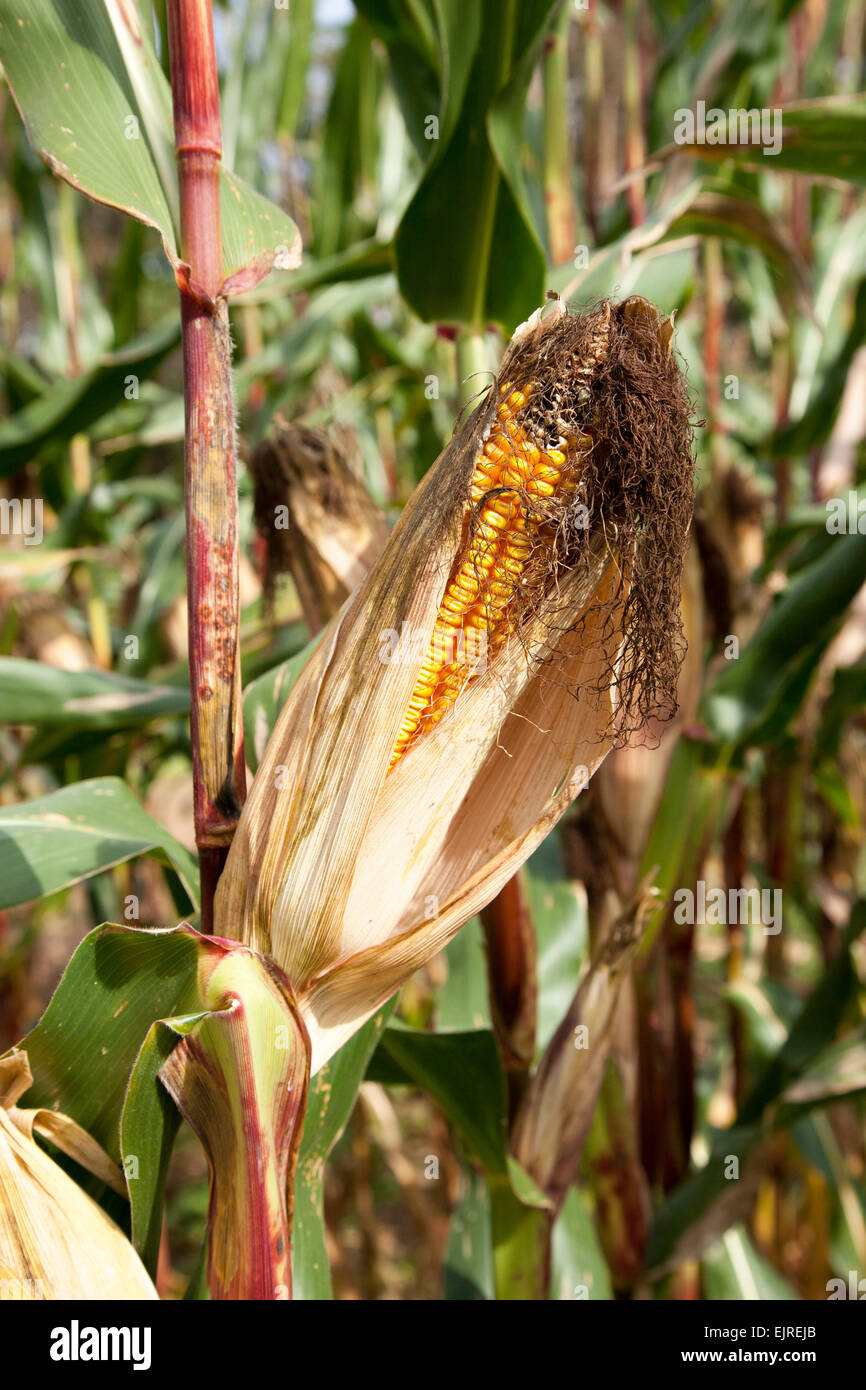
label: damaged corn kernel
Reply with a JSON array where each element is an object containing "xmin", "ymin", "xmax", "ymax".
[{"xmin": 390, "ymin": 307, "xmax": 612, "ymax": 769}]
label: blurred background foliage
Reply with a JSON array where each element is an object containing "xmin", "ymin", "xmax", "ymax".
[{"xmin": 1, "ymin": 0, "xmax": 866, "ymax": 1299}]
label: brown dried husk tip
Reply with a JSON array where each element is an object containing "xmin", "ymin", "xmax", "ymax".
[{"xmin": 249, "ymin": 419, "xmax": 388, "ymax": 629}]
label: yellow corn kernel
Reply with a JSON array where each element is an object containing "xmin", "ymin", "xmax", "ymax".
[{"xmin": 388, "ymin": 382, "xmax": 581, "ymax": 769}]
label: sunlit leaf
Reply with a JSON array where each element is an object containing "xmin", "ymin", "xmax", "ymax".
[{"xmin": 0, "ymin": 776, "xmax": 199, "ymax": 910}]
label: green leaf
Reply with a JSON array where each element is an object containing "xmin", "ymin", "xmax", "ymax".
[
  {"xmin": 276, "ymin": 0, "xmax": 313, "ymax": 142},
  {"xmin": 372, "ymin": 1025, "xmax": 554, "ymax": 1299},
  {"xmin": 15, "ymin": 923, "xmax": 309, "ymax": 1290},
  {"xmin": 380, "ymin": 1027, "xmax": 509, "ymax": 1175},
  {"xmin": 648, "ymin": 903, "xmax": 866, "ymax": 1271},
  {"xmin": 219, "ymin": 168, "xmax": 302, "ymax": 293},
  {"xmin": 444, "ymin": 1163, "xmax": 495, "ymax": 1300},
  {"xmin": 724, "ymin": 979, "xmax": 789, "ymax": 1062},
  {"xmin": 292, "ymin": 1002, "xmax": 396, "ymax": 1300},
  {"xmin": 637, "ymin": 737, "xmax": 728, "ymax": 961},
  {"xmin": 816, "ymin": 661, "xmax": 866, "ymax": 762},
  {"xmin": 242, "ymin": 635, "xmax": 320, "ymax": 773},
  {"xmin": 813, "ymin": 760, "xmax": 859, "ymax": 828},
  {"xmin": 0, "ymin": 0, "xmax": 178, "ymax": 251},
  {"xmin": 776, "ymin": 1024, "xmax": 866, "ymax": 1120},
  {"xmin": 522, "ymin": 831, "xmax": 587, "ymax": 1058},
  {"xmin": 122, "ymin": 1010, "xmax": 212, "ymax": 1274},
  {"xmin": 488, "ymin": 1168, "xmax": 551, "ymax": 1301},
  {"xmin": 354, "ymin": 0, "xmax": 476, "ymax": 157},
  {"xmin": 0, "ymin": 0, "xmax": 301, "ymax": 286},
  {"xmin": 435, "ymin": 916, "xmax": 491, "ymax": 1031},
  {"xmin": 241, "ymin": 236, "xmax": 392, "ymax": 303},
  {"xmin": 654, "ymin": 97, "xmax": 866, "ymax": 187},
  {"xmin": 389, "ymin": 0, "xmax": 560, "ymax": 330},
  {"xmin": 764, "ymin": 282, "xmax": 866, "ymax": 458},
  {"xmin": 703, "ymin": 531, "xmax": 866, "ymax": 744},
  {"xmin": 14, "ymin": 923, "xmax": 208, "ymax": 1162},
  {"xmin": 0, "ymin": 657, "xmax": 189, "ymax": 731},
  {"xmin": 549, "ymin": 1187, "xmax": 613, "ymax": 1301},
  {"xmin": 0, "ymin": 320, "xmax": 180, "ymax": 475},
  {"xmin": 702, "ymin": 1226, "xmax": 799, "ymax": 1300},
  {"xmin": 312, "ymin": 17, "xmax": 383, "ymax": 260},
  {"xmin": 0, "ymin": 776, "xmax": 199, "ymax": 910},
  {"xmin": 665, "ymin": 191, "xmax": 811, "ymax": 308},
  {"xmin": 546, "ymin": 178, "xmax": 703, "ymax": 300}
]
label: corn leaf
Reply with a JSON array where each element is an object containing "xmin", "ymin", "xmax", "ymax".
[
  {"xmin": 369, "ymin": 1026, "xmax": 553, "ymax": 1298},
  {"xmin": 647, "ymin": 903, "xmax": 866, "ymax": 1272},
  {"xmin": 702, "ymin": 1227, "xmax": 800, "ymax": 1300},
  {"xmin": 444, "ymin": 1164, "xmax": 495, "ymax": 1300},
  {"xmin": 652, "ymin": 97, "xmax": 866, "ymax": 187},
  {"xmin": 549, "ymin": 1187, "xmax": 613, "ymax": 1302},
  {"xmin": 11, "ymin": 924, "xmax": 210, "ymax": 1163},
  {"xmin": 523, "ymin": 832, "xmax": 588, "ymax": 1059},
  {"xmin": 368, "ymin": 0, "xmax": 561, "ymax": 330},
  {"xmin": 242, "ymin": 635, "xmax": 321, "ymax": 774},
  {"xmin": 435, "ymin": 919, "xmax": 492, "ymax": 1031},
  {"xmin": 0, "ymin": 776, "xmax": 198, "ymax": 910},
  {"xmin": 121, "ymin": 1012, "xmax": 207, "ymax": 1274},
  {"xmin": 703, "ymin": 530, "xmax": 866, "ymax": 744},
  {"xmin": 0, "ymin": 657, "xmax": 189, "ymax": 731},
  {"xmin": 293, "ymin": 1002, "xmax": 396, "ymax": 1300},
  {"xmin": 0, "ymin": 0, "xmax": 301, "ymax": 285},
  {"xmin": 0, "ymin": 320, "xmax": 180, "ymax": 475}
]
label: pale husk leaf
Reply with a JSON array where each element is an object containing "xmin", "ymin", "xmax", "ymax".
[
  {"xmin": 214, "ymin": 401, "xmax": 495, "ymax": 984},
  {"xmin": 509, "ymin": 888, "xmax": 654, "ymax": 1209},
  {"xmin": 300, "ymin": 553, "xmax": 626, "ymax": 1071},
  {"xmin": 0, "ymin": 1085, "xmax": 156, "ymax": 1299}
]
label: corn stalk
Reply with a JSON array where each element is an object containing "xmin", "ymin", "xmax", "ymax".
[{"xmin": 167, "ymin": 0, "xmax": 245, "ymax": 931}]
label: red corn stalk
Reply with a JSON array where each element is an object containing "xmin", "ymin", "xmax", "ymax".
[
  {"xmin": 480, "ymin": 873, "xmax": 537, "ymax": 1119},
  {"xmin": 158, "ymin": 942, "xmax": 311, "ymax": 1300},
  {"xmin": 166, "ymin": 0, "xmax": 246, "ymax": 929}
]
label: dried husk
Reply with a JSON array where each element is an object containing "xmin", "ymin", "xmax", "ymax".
[
  {"xmin": 509, "ymin": 884, "xmax": 657, "ymax": 1211},
  {"xmin": 215, "ymin": 297, "xmax": 696, "ymax": 1072},
  {"xmin": 0, "ymin": 1052, "xmax": 157, "ymax": 1300},
  {"xmin": 250, "ymin": 419, "xmax": 388, "ymax": 631}
]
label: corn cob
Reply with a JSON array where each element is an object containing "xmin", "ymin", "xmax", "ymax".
[{"xmin": 390, "ymin": 311, "xmax": 611, "ymax": 770}]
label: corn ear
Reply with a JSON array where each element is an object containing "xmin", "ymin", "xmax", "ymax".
[
  {"xmin": 215, "ymin": 296, "xmax": 696, "ymax": 1073},
  {"xmin": 250, "ymin": 419, "xmax": 389, "ymax": 632}
]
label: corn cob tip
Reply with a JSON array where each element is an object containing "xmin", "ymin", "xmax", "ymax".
[{"xmin": 389, "ymin": 298, "xmax": 697, "ymax": 768}]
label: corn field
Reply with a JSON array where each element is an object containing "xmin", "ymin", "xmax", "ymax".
[{"xmin": 0, "ymin": 0, "xmax": 865, "ymax": 1333}]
